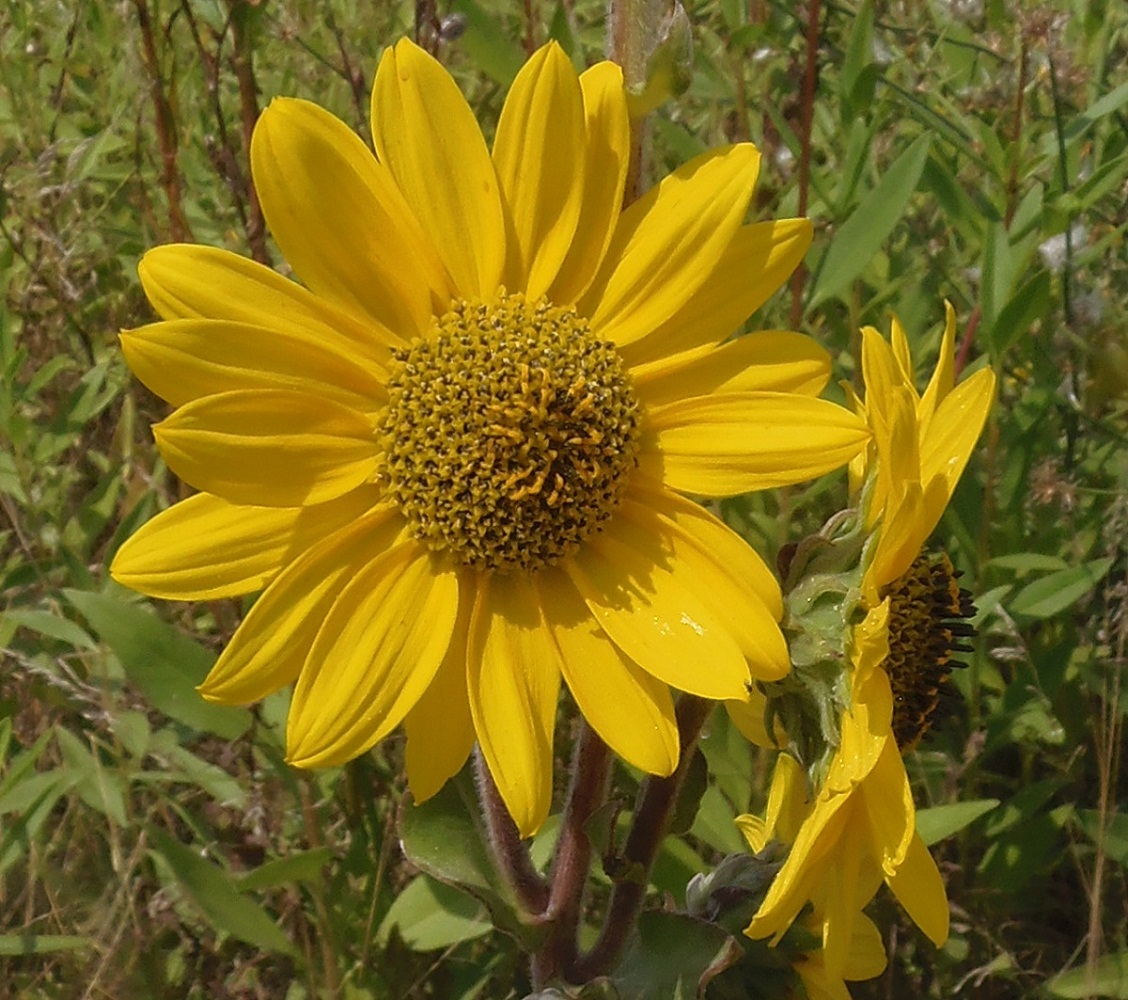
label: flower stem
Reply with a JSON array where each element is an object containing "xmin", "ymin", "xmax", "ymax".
[
  {"xmin": 473, "ymin": 749, "xmax": 550, "ymax": 915},
  {"xmin": 573, "ymin": 695, "xmax": 713, "ymax": 979},
  {"xmin": 531, "ymin": 722, "xmax": 614, "ymax": 987}
]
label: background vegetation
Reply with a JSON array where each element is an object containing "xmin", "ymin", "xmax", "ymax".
[{"xmin": 1, "ymin": 0, "xmax": 1126, "ymax": 997}]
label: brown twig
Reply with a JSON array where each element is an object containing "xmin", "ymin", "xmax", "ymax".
[
  {"xmin": 133, "ymin": 0, "xmax": 194, "ymax": 242},
  {"xmin": 228, "ymin": 1, "xmax": 270, "ymax": 264},
  {"xmin": 788, "ymin": 0, "xmax": 821, "ymax": 329}
]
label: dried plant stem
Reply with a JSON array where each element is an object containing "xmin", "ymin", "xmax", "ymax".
[
  {"xmin": 573, "ymin": 695, "xmax": 713, "ymax": 979},
  {"xmin": 228, "ymin": 2, "xmax": 270, "ymax": 265},
  {"xmin": 788, "ymin": 0, "xmax": 821, "ymax": 330},
  {"xmin": 133, "ymin": 0, "xmax": 194, "ymax": 242}
]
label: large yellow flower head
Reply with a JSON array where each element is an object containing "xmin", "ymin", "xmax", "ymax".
[
  {"xmin": 112, "ymin": 39, "xmax": 870, "ymax": 836},
  {"xmin": 744, "ymin": 307, "xmax": 995, "ymax": 968}
]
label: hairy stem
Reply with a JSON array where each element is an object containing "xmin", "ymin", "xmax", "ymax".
[{"xmin": 573, "ymin": 696, "xmax": 713, "ymax": 979}]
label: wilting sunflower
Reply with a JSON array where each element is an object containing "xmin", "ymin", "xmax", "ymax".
[
  {"xmin": 112, "ymin": 38, "xmax": 870, "ymax": 836},
  {"xmin": 737, "ymin": 755, "xmax": 887, "ymax": 1000},
  {"xmin": 744, "ymin": 307, "xmax": 995, "ymax": 959}
]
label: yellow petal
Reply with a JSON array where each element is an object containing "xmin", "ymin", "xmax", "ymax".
[
  {"xmin": 540, "ymin": 567, "xmax": 678, "ymax": 776},
  {"xmin": 726, "ymin": 693, "xmax": 774, "ymax": 748},
  {"xmin": 920, "ymin": 366, "xmax": 996, "ymax": 496},
  {"xmin": 120, "ymin": 320, "xmax": 386, "ymax": 411},
  {"xmin": 467, "ymin": 572, "xmax": 561, "ymax": 837},
  {"xmin": 746, "ymin": 795, "xmax": 857, "ymax": 942},
  {"xmin": 918, "ymin": 301, "xmax": 958, "ymax": 430},
  {"xmin": 619, "ymin": 219, "xmax": 813, "ymax": 366},
  {"xmin": 138, "ymin": 244, "xmax": 395, "ymax": 351},
  {"xmin": 286, "ymin": 543, "xmax": 459, "ymax": 768},
  {"xmin": 199, "ymin": 507, "xmax": 404, "ymax": 704},
  {"xmin": 735, "ymin": 813, "xmax": 770, "ymax": 854},
  {"xmin": 403, "ymin": 585, "xmax": 475, "ymax": 803},
  {"xmin": 650, "ymin": 392, "xmax": 871, "ymax": 496},
  {"xmin": 251, "ymin": 97, "xmax": 452, "ymax": 338},
  {"xmin": 548, "ymin": 62, "xmax": 630, "ymax": 304},
  {"xmin": 624, "ymin": 485, "xmax": 788, "ymax": 678},
  {"xmin": 630, "ymin": 331, "xmax": 830, "ymax": 409},
  {"xmin": 372, "ymin": 38, "xmax": 505, "ymax": 300},
  {"xmin": 844, "ymin": 912, "xmax": 888, "ymax": 980},
  {"xmin": 820, "ymin": 830, "xmax": 868, "ymax": 979},
  {"xmin": 860, "ymin": 739, "xmax": 916, "ymax": 878},
  {"xmin": 581, "ymin": 145, "xmax": 761, "ymax": 347},
  {"xmin": 153, "ymin": 389, "xmax": 380, "ymax": 507},
  {"xmin": 890, "ymin": 313, "xmax": 916, "ymax": 392},
  {"xmin": 111, "ymin": 486, "xmax": 384, "ymax": 600},
  {"xmin": 492, "ymin": 42, "xmax": 584, "ymax": 299},
  {"xmin": 885, "ymin": 831, "xmax": 949, "ymax": 946},
  {"xmin": 565, "ymin": 513, "xmax": 752, "ymax": 701}
]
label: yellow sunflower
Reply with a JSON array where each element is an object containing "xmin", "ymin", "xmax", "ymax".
[
  {"xmin": 737, "ymin": 755, "xmax": 887, "ymax": 999},
  {"xmin": 111, "ymin": 39, "xmax": 870, "ymax": 837},
  {"xmin": 744, "ymin": 307, "xmax": 995, "ymax": 962}
]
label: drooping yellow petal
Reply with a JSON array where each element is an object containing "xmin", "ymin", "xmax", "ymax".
[
  {"xmin": 111, "ymin": 486, "xmax": 384, "ymax": 600},
  {"xmin": 582, "ymin": 145, "xmax": 761, "ymax": 347},
  {"xmin": 199, "ymin": 507, "xmax": 404, "ymax": 704},
  {"xmin": 630, "ymin": 330, "xmax": 830, "ymax": 409},
  {"xmin": 403, "ymin": 586, "xmax": 476, "ymax": 803},
  {"xmin": 622, "ymin": 487, "xmax": 788, "ymax": 679},
  {"xmin": 861, "ymin": 738, "xmax": 917, "ymax": 876},
  {"xmin": 843, "ymin": 913, "xmax": 888, "ymax": 980},
  {"xmin": 138, "ymin": 244, "xmax": 395, "ymax": 352},
  {"xmin": 371, "ymin": 38, "xmax": 505, "ymax": 300},
  {"xmin": 540, "ymin": 567, "xmax": 678, "ymax": 777},
  {"xmin": 820, "ymin": 827, "xmax": 868, "ymax": 979},
  {"xmin": 726, "ymin": 692, "xmax": 774, "ymax": 748},
  {"xmin": 153, "ymin": 389, "xmax": 380, "ymax": 508},
  {"xmin": 918, "ymin": 300, "xmax": 959, "ymax": 432},
  {"xmin": 286, "ymin": 543, "xmax": 459, "ymax": 768},
  {"xmin": 120, "ymin": 319, "xmax": 386, "ymax": 411},
  {"xmin": 650, "ymin": 392, "xmax": 870, "ymax": 496},
  {"xmin": 467, "ymin": 572, "xmax": 561, "ymax": 837},
  {"xmin": 566, "ymin": 515, "xmax": 752, "ymax": 701},
  {"xmin": 885, "ymin": 831, "xmax": 950, "ymax": 947},
  {"xmin": 619, "ymin": 219, "xmax": 813, "ymax": 365},
  {"xmin": 746, "ymin": 795, "xmax": 857, "ymax": 942},
  {"xmin": 251, "ymin": 97, "xmax": 452, "ymax": 338},
  {"xmin": 920, "ymin": 366, "xmax": 996, "ymax": 497},
  {"xmin": 548, "ymin": 62, "xmax": 630, "ymax": 305},
  {"xmin": 492, "ymin": 42, "xmax": 584, "ymax": 299}
]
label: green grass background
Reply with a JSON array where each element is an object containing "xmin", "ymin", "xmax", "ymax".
[{"xmin": 1, "ymin": 0, "xmax": 1126, "ymax": 997}]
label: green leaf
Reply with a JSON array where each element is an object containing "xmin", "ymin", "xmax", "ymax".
[
  {"xmin": 1008, "ymin": 558, "xmax": 1114, "ymax": 620},
  {"xmin": 0, "ymin": 934, "xmax": 93, "ymax": 956},
  {"xmin": 64, "ymin": 589, "xmax": 251, "ymax": 739},
  {"xmin": 917, "ymin": 799, "xmax": 1000, "ymax": 846},
  {"xmin": 1044, "ymin": 952, "xmax": 1128, "ymax": 998},
  {"xmin": 147, "ymin": 827, "xmax": 298, "ymax": 957},
  {"xmin": 1, "ymin": 609, "xmax": 97, "ymax": 650},
  {"xmin": 378, "ymin": 874, "xmax": 492, "ymax": 952},
  {"xmin": 448, "ymin": 0, "xmax": 525, "ymax": 86},
  {"xmin": 807, "ymin": 134, "xmax": 932, "ymax": 308},
  {"xmin": 1075, "ymin": 810, "xmax": 1128, "ymax": 868},
  {"xmin": 987, "ymin": 271, "xmax": 1051, "ymax": 360},
  {"xmin": 398, "ymin": 776, "xmax": 537, "ymax": 948},
  {"xmin": 611, "ymin": 911, "xmax": 741, "ymax": 999},
  {"xmin": 237, "ymin": 848, "xmax": 334, "ymax": 892}
]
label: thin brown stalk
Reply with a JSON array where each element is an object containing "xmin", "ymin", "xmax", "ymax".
[
  {"xmin": 133, "ymin": 0, "xmax": 194, "ymax": 242},
  {"xmin": 788, "ymin": 0, "xmax": 821, "ymax": 329},
  {"xmin": 228, "ymin": 2, "xmax": 270, "ymax": 264}
]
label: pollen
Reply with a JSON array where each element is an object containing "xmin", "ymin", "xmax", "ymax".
[
  {"xmin": 379, "ymin": 293, "xmax": 642, "ymax": 573},
  {"xmin": 884, "ymin": 553, "xmax": 975, "ymax": 751}
]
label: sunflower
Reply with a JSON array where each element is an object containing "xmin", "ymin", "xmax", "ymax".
[
  {"xmin": 744, "ymin": 307, "xmax": 995, "ymax": 962},
  {"xmin": 112, "ymin": 39, "xmax": 870, "ymax": 836},
  {"xmin": 736, "ymin": 754, "xmax": 887, "ymax": 999}
]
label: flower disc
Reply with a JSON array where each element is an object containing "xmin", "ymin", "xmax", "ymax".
[{"xmin": 380, "ymin": 293, "xmax": 642, "ymax": 573}]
